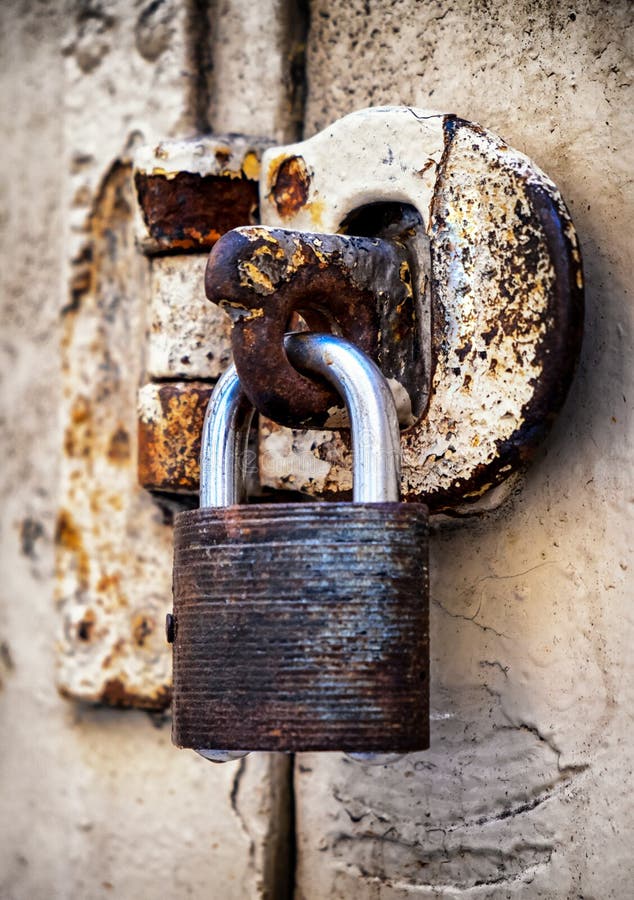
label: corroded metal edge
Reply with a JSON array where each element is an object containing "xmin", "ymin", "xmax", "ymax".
[
  {"xmin": 401, "ymin": 116, "xmax": 584, "ymax": 509},
  {"xmin": 138, "ymin": 381, "xmax": 214, "ymax": 493},
  {"xmin": 133, "ymin": 135, "xmax": 274, "ymax": 253}
]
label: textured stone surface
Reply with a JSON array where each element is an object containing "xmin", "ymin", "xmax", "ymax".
[
  {"xmin": 208, "ymin": 0, "xmax": 307, "ymax": 142},
  {"xmin": 58, "ymin": 0, "xmax": 205, "ymax": 709},
  {"xmin": 1, "ymin": 0, "xmax": 633, "ymax": 897},
  {"xmin": 294, "ymin": 1, "xmax": 634, "ymax": 897},
  {"xmin": 146, "ymin": 255, "xmax": 232, "ymax": 380}
]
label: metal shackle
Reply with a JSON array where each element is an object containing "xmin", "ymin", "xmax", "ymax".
[
  {"xmin": 195, "ymin": 332, "xmax": 403, "ymax": 765},
  {"xmin": 200, "ymin": 331, "xmax": 401, "ymax": 509}
]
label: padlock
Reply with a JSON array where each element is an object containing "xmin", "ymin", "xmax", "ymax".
[{"xmin": 169, "ymin": 332, "xmax": 429, "ymax": 757}]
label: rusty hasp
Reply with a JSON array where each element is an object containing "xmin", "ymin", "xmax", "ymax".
[
  {"xmin": 249, "ymin": 107, "xmax": 583, "ymax": 512},
  {"xmin": 205, "ymin": 224, "xmax": 430, "ymax": 427},
  {"xmin": 133, "ymin": 134, "xmax": 274, "ymax": 254}
]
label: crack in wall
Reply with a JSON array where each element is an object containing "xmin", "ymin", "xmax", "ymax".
[
  {"xmin": 230, "ymin": 757, "xmax": 256, "ymax": 868},
  {"xmin": 345, "ymin": 848, "xmax": 554, "ymax": 893},
  {"xmin": 187, "ymin": 0, "xmax": 213, "ymax": 132},
  {"xmin": 433, "ymin": 595, "xmax": 509, "ymax": 638}
]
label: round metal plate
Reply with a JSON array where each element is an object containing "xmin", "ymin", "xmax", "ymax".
[{"xmin": 258, "ymin": 107, "xmax": 583, "ymax": 511}]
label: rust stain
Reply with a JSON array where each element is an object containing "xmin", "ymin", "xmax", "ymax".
[
  {"xmin": 97, "ymin": 677, "xmax": 171, "ymax": 710},
  {"xmin": 270, "ymin": 156, "xmax": 311, "ymax": 218},
  {"xmin": 131, "ymin": 613, "xmax": 155, "ymax": 648},
  {"xmin": 95, "ymin": 571, "xmax": 128, "ymax": 609},
  {"xmin": 107, "ymin": 425, "xmax": 131, "ymax": 464},
  {"xmin": 134, "ymin": 171, "xmax": 259, "ymax": 252},
  {"xmin": 137, "ymin": 382, "xmax": 213, "ymax": 492},
  {"xmin": 76, "ymin": 609, "xmax": 96, "ymax": 642},
  {"xmin": 399, "ymin": 116, "xmax": 585, "ymax": 509},
  {"xmin": 96, "ymin": 572, "xmax": 121, "ymax": 593},
  {"xmin": 64, "ymin": 397, "xmax": 93, "ymax": 459},
  {"xmin": 101, "ymin": 638, "xmax": 126, "ymax": 670},
  {"xmin": 56, "ymin": 510, "xmax": 90, "ymax": 588}
]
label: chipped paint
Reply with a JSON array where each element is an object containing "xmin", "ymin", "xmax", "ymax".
[
  {"xmin": 270, "ymin": 155, "xmax": 311, "ymax": 217},
  {"xmin": 138, "ymin": 382, "xmax": 213, "ymax": 493},
  {"xmin": 134, "ymin": 134, "xmax": 275, "ymax": 181},
  {"xmin": 57, "ymin": 163, "xmax": 174, "ymax": 708},
  {"xmin": 260, "ymin": 107, "xmax": 445, "ymax": 234}
]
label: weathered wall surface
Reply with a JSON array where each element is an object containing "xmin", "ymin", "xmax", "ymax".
[{"xmin": 295, "ymin": 1, "xmax": 634, "ymax": 898}]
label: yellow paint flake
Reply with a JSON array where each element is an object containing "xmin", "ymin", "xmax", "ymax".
[
  {"xmin": 239, "ymin": 260, "xmax": 276, "ymax": 293},
  {"xmin": 266, "ymin": 153, "xmax": 288, "ymax": 188},
  {"xmin": 149, "ymin": 167, "xmax": 178, "ymax": 180},
  {"xmin": 242, "ymin": 151, "xmax": 260, "ymax": 181},
  {"xmin": 243, "ymin": 307, "xmax": 265, "ymax": 321}
]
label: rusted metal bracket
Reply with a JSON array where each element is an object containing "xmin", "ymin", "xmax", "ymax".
[
  {"xmin": 205, "ymin": 224, "xmax": 430, "ymax": 427},
  {"xmin": 133, "ymin": 107, "xmax": 583, "ymax": 514},
  {"xmin": 217, "ymin": 107, "xmax": 584, "ymax": 513}
]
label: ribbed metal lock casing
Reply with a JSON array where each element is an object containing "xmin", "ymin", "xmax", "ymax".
[{"xmin": 171, "ymin": 501, "xmax": 429, "ymax": 753}]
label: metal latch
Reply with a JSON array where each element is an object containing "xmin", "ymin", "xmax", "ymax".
[{"xmin": 204, "ymin": 107, "xmax": 583, "ymax": 512}]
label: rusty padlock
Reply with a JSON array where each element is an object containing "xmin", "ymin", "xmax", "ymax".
[{"xmin": 169, "ymin": 332, "xmax": 429, "ymax": 758}]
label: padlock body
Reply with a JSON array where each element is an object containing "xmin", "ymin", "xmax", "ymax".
[{"xmin": 171, "ymin": 502, "xmax": 429, "ymax": 752}]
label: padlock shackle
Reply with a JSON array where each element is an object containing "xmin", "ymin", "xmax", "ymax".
[
  {"xmin": 200, "ymin": 332, "xmax": 401, "ymax": 506},
  {"xmin": 199, "ymin": 365, "xmax": 254, "ymax": 507},
  {"xmin": 284, "ymin": 332, "xmax": 401, "ymax": 503}
]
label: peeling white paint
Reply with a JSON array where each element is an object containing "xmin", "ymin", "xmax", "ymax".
[{"xmin": 261, "ymin": 106, "xmax": 445, "ymax": 233}]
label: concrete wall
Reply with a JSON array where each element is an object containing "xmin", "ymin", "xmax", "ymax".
[{"xmin": 0, "ymin": 0, "xmax": 632, "ymax": 898}]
